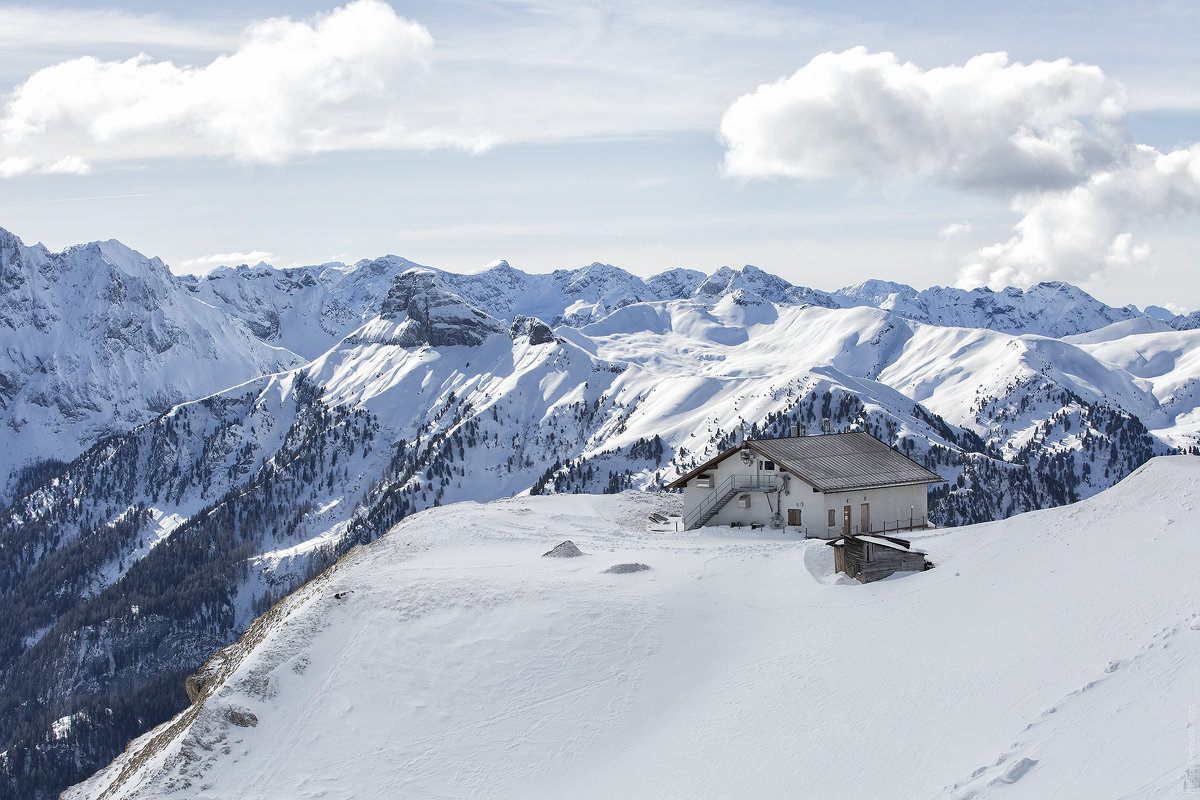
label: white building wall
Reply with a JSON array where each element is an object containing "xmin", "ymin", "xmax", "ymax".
[
  {"xmin": 681, "ymin": 457, "xmax": 930, "ymax": 535},
  {"xmin": 819, "ymin": 483, "xmax": 929, "ymax": 537},
  {"xmin": 681, "ymin": 457, "xmax": 820, "ymax": 532}
]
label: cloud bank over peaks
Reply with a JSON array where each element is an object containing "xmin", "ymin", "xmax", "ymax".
[
  {"xmin": 0, "ymin": 0, "xmax": 491, "ymax": 174},
  {"xmin": 719, "ymin": 48, "xmax": 1200, "ymax": 290}
]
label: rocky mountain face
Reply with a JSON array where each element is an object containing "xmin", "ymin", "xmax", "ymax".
[
  {"xmin": 0, "ymin": 228, "xmax": 305, "ymax": 501},
  {"xmin": 184, "ymin": 254, "xmax": 426, "ymax": 359},
  {"xmin": 376, "ymin": 270, "xmax": 507, "ymax": 347},
  {"xmin": 0, "ymin": 226, "xmax": 1194, "ymax": 798}
]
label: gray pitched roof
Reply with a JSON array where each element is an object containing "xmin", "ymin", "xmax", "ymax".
[
  {"xmin": 747, "ymin": 431, "xmax": 941, "ymax": 492},
  {"xmin": 666, "ymin": 431, "xmax": 942, "ymax": 492}
]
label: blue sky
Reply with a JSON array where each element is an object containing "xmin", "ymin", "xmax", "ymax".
[{"xmin": 1, "ymin": 1, "xmax": 1198, "ymax": 310}]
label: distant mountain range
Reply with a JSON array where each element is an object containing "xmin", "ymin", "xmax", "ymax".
[
  {"xmin": 2, "ymin": 226, "xmax": 1185, "ymax": 498},
  {"xmin": 1, "ymin": 224, "xmax": 1196, "ymax": 798}
]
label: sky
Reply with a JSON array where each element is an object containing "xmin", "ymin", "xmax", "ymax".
[{"xmin": 1, "ymin": 1, "xmax": 1199, "ymax": 311}]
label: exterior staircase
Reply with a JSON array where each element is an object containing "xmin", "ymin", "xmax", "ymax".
[{"xmin": 684, "ymin": 475, "xmax": 780, "ymax": 530}]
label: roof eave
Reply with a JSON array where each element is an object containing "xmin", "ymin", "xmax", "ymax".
[
  {"xmin": 663, "ymin": 444, "xmax": 743, "ymax": 489},
  {"xmin": 811, "ymin": 476, "xmax": 944, "ymax": 493}
]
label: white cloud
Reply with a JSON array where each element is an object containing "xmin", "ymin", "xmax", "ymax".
[
  {"xmin": 43, "ymin": 155, "xmax": 90, "ymax": 175},
  {"xmin": 0, "ymin": 154, "xmax": 89, "ymax": 176},
  {"xmin": 178, "ymin": 250, "xmax": 277, "ymax": 270},
  {"xmin": 0, "ymin": 0, "xmax": 490, "ymax": 172},
  {"xmin": 958, "ymin": 143, "xmax": 1200, "ymax": 288},
  {"xmin": 720, "ymin": 47, "xmax": 1128, "ymax": 193},
  {"xmin": 720, "ymin": 47, "xmax": 1200, "ymax": 290},
  {"xmin": 939, "ymin": 222, "xmax": 973, "ymax": 240},
  {"xmin": 0, "ymin": 156, "xmax": 33, "ymax": 177}
]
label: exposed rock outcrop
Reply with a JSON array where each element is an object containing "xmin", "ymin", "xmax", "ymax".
[{"xmin": 543, "ymin": 540, "xmax": 584, "ymax": 558}]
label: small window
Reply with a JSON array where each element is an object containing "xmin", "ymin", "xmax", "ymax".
[
  {"xmin": 695, "ymin": 474, "xmax": 714, "ymax": 488},
  {"xmin": 828, "ymin": 509, "xmax": 836, "ymax": 528},
  {"xmin": 759, "ymin": 460, "xmax": 776, "ymax": 471}
]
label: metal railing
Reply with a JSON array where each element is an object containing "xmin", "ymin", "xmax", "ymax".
[
  {"xmin": 809, "ymin": 516, "xmax": 931, "ymax": 540},
  {"xmin": 684, "ymin": 474, "xmax": 780, "ymax": 530}
]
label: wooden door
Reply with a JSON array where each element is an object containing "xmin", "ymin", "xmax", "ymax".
[
  {"xmin": 860, "ymin": 502, "xmax": 871, "ymax": 533},
  {"xmin": 788, "ymin": 508, "xmax": 802, "ymax": 526},
  {"xmin": 843, "ymin": 505, "xmax": 851, "ymax": 536}
]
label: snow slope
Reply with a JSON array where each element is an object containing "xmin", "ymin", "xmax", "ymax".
[
  {"xmin": 69, "ymin": 456, "xmax": 1200, "ymax": 800},
  {"xmin": 1066, "ymin": 324, "xmax": 1200, "ymax": 443}
]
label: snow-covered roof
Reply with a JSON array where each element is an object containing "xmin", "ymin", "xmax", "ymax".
[
  {"xmin": 826, "ymin": 533, "xmax": 926, "ymax": 554},
  {"xmin": 667, "ymin": 431, "xmax": 942, "ymax": 492}
]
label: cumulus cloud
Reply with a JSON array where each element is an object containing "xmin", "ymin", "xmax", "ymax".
[
  {"xmin": 958, "ymin": 144, "xmax": 1200, "ymax": 287},
  {"xmin": 720, "ymin": 48, "xmax": 1128, "ymax": 192},
  {"xmin": 720, "ymin": 47, "xmax": 1200, "ymax": 288},
  {"xmin": 0, "ymin": 0, "xmax": 491, "ymax": 174}
]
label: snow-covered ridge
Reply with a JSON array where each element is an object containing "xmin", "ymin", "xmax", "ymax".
[
  {"xmin": 0, "ymin": 226, "xmax": 304, "ymax": 497},
  {"xmin": 832, "ymin": 279, "xmax": 1146, "ymax": 338},
  {"xmin": 5, "ymin": 222, "xmax": 1171, "ymax": 500},
  {"xmin": 197, "ymin": 253, "xmax": 1155, "ymax": 341},
  {"xmin": 67, "ymin": 457, "xmax": 1200, "ymax": 800}
]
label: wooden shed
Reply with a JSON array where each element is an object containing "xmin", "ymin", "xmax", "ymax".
[{"xmin": 827, "ymin": 533, "xmax": 930, "ymax": 583}]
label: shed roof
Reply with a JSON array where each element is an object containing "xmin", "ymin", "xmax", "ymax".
[
  {"xmin": 666, "ymin": 431, "xmax": 943, "ymax": 493},
  {"xmin": 827, "ymin": 533, "xmax": 926, "ymax": 555}
]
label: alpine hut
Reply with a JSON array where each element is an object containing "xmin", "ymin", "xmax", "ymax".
[{"xmin": 664, "ymin": 430, "xmax": 943, "ymax": 537}]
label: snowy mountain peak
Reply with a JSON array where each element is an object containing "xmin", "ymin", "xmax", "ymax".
[
  {"xmin": 693, "ymin": 264, "xmax": 802, "ymax": 305},
  {"xmin": 694, "ymin": 265, "xmax": 738, "ymax": 296},
  {"xmin": 1142, "ymin": 305, "xmax": 1177, "ymax": 322},
  {"xmin": 106, "ymin": 239, "xmax": 167, "ymax": 277},
  {"xmin": 645, "ymin": 267, "xmax": 706, "ymax": 299},
  {"xmin": 379, "ymin": 269, "xmax": 506, "ymax": 347},
  {"xmin": 349, "ymin": 254, "xmax": 430, "ymax": 276},
  {"xmin": 833, "ymin": 279, "xmax": 918, "ymax": 308},
  {"xmin": 559, "ymin": 262, "xmax": 640, "ymax": 296}
]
